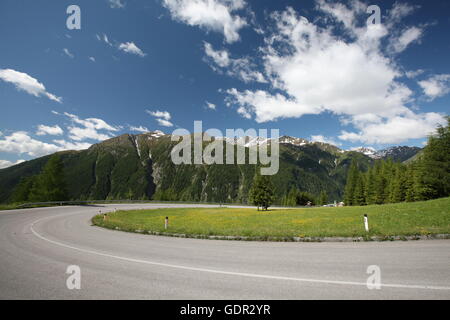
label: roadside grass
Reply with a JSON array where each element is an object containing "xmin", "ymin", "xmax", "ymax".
[
  {"xmin": 0, "ymin": 203, "xmax": 21, "ymax": 210},
  {"xmin": 92, "ymin": 197, "xmax": 450, "ymax": 239}
]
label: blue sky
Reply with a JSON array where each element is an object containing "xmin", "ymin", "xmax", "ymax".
[{"xmin": 0, "ymin": 0, "xmax": 449, "ymax": 168}]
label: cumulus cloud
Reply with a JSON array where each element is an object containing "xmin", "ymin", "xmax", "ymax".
[
  {"xmin": 63, "ymin": 112, "xmax": 118, "ymax": 141},
  {"xmin": 146, "ymin": 110, "xmax": 174, "ymax": 127},
  {"xmin": 310, "ymin": 135, "xmax": 341, "ymax": 146},
  {"xmin": 36, "ymin": 125, "xmax": 63, "ymax": 136},
  {"xmin": 0, "ymin": 159, "xmax": 26, "ymax": 169},
  {"xmin": 162, "ymin": 0, "xmax": 247, "ymax": 43},
  {"xmin": 0, "ymin": 69, "xmax": 62, "ymax": 103},
  {"xmin": 52, "ymin": 139, "xmax": 92, "ymax": 150},
  {"xmin": 339, "ymin": 112, "xmax": 445, "ymax": 144},
  {"xmin": 118, "ymin": 42, "xmax": 146, "ymax": 57},
  {"xmin": 418, "ymin": 74, "xmax": 450, "ymax": 101},
  {"xmin": 0, "ymin": 131, "xmax": 62, "ymax": 157},
  {"xmin": 222, "ymin": 1, "xmax": 444, "ymax": 144},
  {"xmin": 203, "ymin": 42, "xmax": 266, "ymax": 83},
  {"xmin": 129, "ymin": 125, "xmax": 149, "ymax": 133},
  {"xmin": 226, "ymin": 88, "xmax": 320, "ymax": 122}
]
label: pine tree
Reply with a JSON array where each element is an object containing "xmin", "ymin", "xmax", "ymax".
[
  {"xmin": 286, "ymin": 187, "xmax": 298, "ymax": 207},
  {"xmin": 389, "ymin": 165, "xmax": 406, "ymax": 203},
  {"xmin": 29, "ymin": 155, "xmax": 68, "ymax": 202},
  {"xmin": 353, "ymin": 173, "xmax": 366, "ymax": 206},
  {"xmin": 418, "ymin": 117, "xmax": 450, "ymax": 199},
  {"xmin": 11, "ymin": 176, "xmax": 36, "ymax": 203},
  {"xmin": 319, "ymin": 190, "xmax": 328, "ymax": 205},
  {"xmin": 405, "ymin": 164, "xmax": 417, "ymax": 202},
  {"xmin": 344, "ymin": 160, "xmax": 359, "ymax": 206},
  {"xmin": 373, "ymin": 161, "xmax": 387, "ymax": 204},
  {"xmin": 249, "ymin": 173, "xmax": 274, "ymax": 210},
  {"xmin": 365, "ymin": 166, "xmax": 376, "ymax": 205}
]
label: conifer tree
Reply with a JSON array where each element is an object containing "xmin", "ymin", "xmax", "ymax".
[
  {"xmin": 418, "ymin": 117, "xmax": 450, "ymax": 199},
  {"xmin": 29, "ymin": 155, "xmax": 68, "ymax": 202},
  {"xmin": 249, "ymin": 172, "xmax": 274, "ymax": 210},
  {"xmin": 344, "ymin": 160, "xmax": 359, "ymax": 206},
  {"xmin": 11, "ymin": 176, "xmax": 36, "ymax": 203},
  {"xmin": 389, "ymin": 165, "xmax": 406, "ymax": 203},
  {"xmin": 319, "ymin": 190, "xmax": 328, "ymax": 205},
  {"xmin": 364, "ymin": 166, "xmax": 376, "ymax": 205},
  {"xmin": 353, "ymin": 173, "xmax": 366, "ymax": 206}
]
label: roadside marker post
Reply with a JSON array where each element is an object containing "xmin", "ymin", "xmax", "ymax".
[
  {"xmin": 364, "ymin": 214, "xmax": 369, "ymax": 232},
  {"xmin": 165, "ymin": 216, "xmax": 168, "ymax": 230}
]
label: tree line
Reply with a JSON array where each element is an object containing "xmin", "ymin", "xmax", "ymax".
[
  {"xmin": 344, "ymin": 117, "xmax": 449, "ymax": 206},
  {"xmin": 12, "ymin": 155, "xmax": 68, "ymax": 203}
]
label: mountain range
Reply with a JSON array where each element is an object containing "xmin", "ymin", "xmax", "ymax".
[{"xmin": 0, "ymin": 131, "xmax": 421, "ymax": 204}]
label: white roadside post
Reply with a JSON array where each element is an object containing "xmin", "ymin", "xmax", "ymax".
[
  {"xmin": 364, "ymin": 214, "xmax": 369, "ymax": 232},
  {"xmin": 165, "ymin": 216, "xmax": 169, "ymax": 230}
]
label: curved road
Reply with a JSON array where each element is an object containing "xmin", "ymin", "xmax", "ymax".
[{"xmin": 0, "ymin": 204, "xmax": 449, "ymax": 299}]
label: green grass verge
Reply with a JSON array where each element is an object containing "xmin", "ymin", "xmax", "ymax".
[{"xmin": 92, "ymin": 197, "xmax": 450, "ymax": 239}]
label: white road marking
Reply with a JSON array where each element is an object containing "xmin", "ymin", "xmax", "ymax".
[{"xmin": 30, "ymin": 212, "xmax": 450, "ymax": 291}]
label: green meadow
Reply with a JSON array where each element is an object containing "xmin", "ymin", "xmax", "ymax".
[{"xmin": 92, "ymin": 197, "xmax": 450, "ymax": 239}]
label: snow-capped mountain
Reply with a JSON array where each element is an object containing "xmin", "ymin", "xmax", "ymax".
[
  {"xmin": 351, "ymin": 146, "xmax": 422, "ymax": 161},
  {"xmin": 279, "ymin": 135, "xmax": 309, "ymax": 146},
  {"xmin": 350, "ymin": 147, "xmax": 377, "ymax": 157}
]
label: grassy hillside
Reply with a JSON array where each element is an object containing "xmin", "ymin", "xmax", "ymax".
[{"xmin": 93, "ymin": 197, "xmax": 450, "ymax": 239}]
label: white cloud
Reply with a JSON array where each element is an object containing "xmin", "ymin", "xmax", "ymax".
[
  {"xmin": 155, "ymin": 119, "xmax": 174, "ymax": 127},
  {"xmin": 0, "ymin": 68, "xmax": 62, "ymax": 103},
  {"xmin": 405, "ymin": 69, "xmax": 424, "ymax": 79},
  {"xmin": 205, "ymin": 101, "xmax": 216, "ymax": 110},
  {"xmin": 63, "ymin": 112, "xmax": 118, "ymax": 141},
  {"xmin": 63, "ymin": 48, "xmax": 74, "ymax": 58},
  {"xmin": 310, "ymin": 135, "xmax": 341, "ymax": 146},
  {"xmin": 162, "ymin": 0, "xmax": 247, "ymax": 43},
  {"xmin": 146, "ymin": 110, "xmax": 174, "ymax": 127},
  {"xmin": 387, "ymin": 2, "xmax": 417, "ymax": 22},
  {"xmin": 129, "ymin": 125, "xmax": 149, "ymax": 133},
  {"xmin": 96, "ymin": 33, "xmax": 113, "ymax": 46},
  {"xmin": 89, "ymin": 56, "xmax": 96, "ymax": 62},
  {"xmin": 418, "ymin": 74, "xmax": 450, "ymax": 101},
  {"xmin": 339, "ymin": 112, "xmax": 446, "ymax": 144},
  {"xmin": 36, "ymin": 125, "xmax": 63, "ymax": 136},
  {"xmin": 222, "ymin": 1, "xmax": 442, "ymax": 145},
  {"xmin": 53, "ymin": 139, "xmax": 92, "ymax": 150},
  {"xmin": 108, "ymin": 0, "xmax": 125, "ymax": 9},
  {"xmin": 389, "ymin": 26, "xmax": 423, "ymax": 53},
  {"xmin": 203, "ymin": 42, "xmax": 266, "ymax": 83},
  {"xmin": 146, "ymin": 110, "xmax": 171, "ymax": 120},
  {"xmin": 96, "ymin": 33, "xmax": 146, "ymax": 57},
  {"xmin": 0, "ymin": 159, "xmax": 26, "ymax": 169},
  {"xmin": 0, "ymin": 131, "xmax": 61, "ymax": 157},
  {"xmin": 204, "ymin": 42, "xmax": 230, "ymax": 67},
  {"xmin": 226, "ymin": 88, "xmax": 320, "ymax": 123},
  {"xmin": 118, "ymin": 42, "xmax": 146, "ymax": 57}
]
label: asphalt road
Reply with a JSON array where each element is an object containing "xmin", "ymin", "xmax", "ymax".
[{"xmin": 0, "ymin": 204, "xmax": 449, "ymax": 299}]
